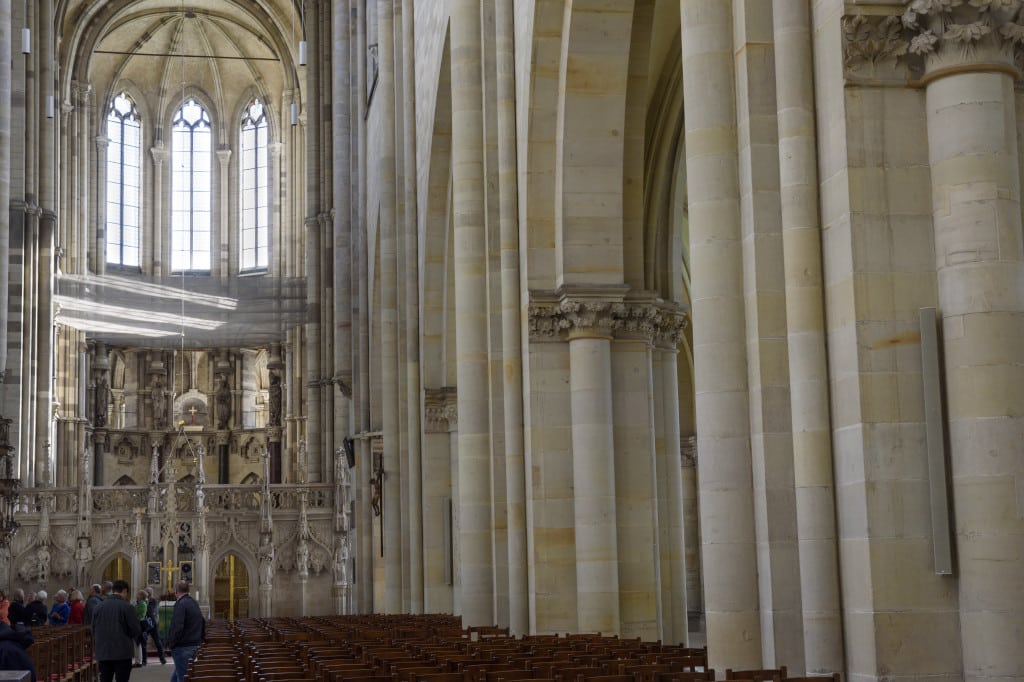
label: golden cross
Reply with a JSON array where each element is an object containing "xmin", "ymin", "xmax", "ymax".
[
  {"xmin": 159, "ymin": 559, "xmax": 180, "ymax": 594},
  {"xmin": 188, "ymin": 405, "xmax": 198, "ymax": 424}
]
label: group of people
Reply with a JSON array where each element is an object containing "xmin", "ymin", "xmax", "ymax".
[{"xmin": 0, "ymin": 579, "xmax": 206, "ymax": 682}]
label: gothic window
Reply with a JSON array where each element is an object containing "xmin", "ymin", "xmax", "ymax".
[
  {"xmin": 239, "ymin": 99, "xmax": 269, "ymax": 271},
  {"xmin": 106, "ymin": 93, "xmax": 142, "ymax": 268},
  {"xmin": 171, "ymin": 98, "xmax": 212, "ymax": 272}
]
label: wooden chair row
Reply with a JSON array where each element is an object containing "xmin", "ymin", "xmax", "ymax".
[
  {"xmin": 24, "ymin": 625, "xmax": 97, "ymax": 682},
  {"xmin": 181, "ymin": 614, "xmax": 839, "ymax": 682}
]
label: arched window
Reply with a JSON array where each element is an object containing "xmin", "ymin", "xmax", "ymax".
[
  {"xmin": 171, "ymin": 98, "xmax": 212, "ymax": 272},
  {"xmin": 239, "ymin": 99, "xmax": 269, "ymax": 271},
  {"xmin": 106, "ymin": 93, "xmax": 141, "ymax": 267}
]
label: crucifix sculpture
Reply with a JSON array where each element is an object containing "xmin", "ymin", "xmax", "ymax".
[{"xmin": 188, "ymin": 405, "xmax": 198, "ymax": 424}]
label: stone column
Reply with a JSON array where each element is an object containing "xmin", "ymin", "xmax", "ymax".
[
  {"xmin": 422, "ymin": 387, "xmax": 455, "ymax": 614},
  {"xmin": 562, "ymin": 294, "xmax": 622, "ymax": 635},
  {"xmin": 93, "ymin": 136, "xmax": 108, "ymax": 275},
  {"xmin": 905, "ymin": 5, "xmax": 1024, "ymax": 679},
  {"xmin": 0, "ymin": 0, "xmax": 11, "ymax": 378},
  {"xmin": 680, "ymin": 0, "xmax": 761, "ymax": 669},
  {"xmin": 450, "ymin": 0, "xmax": 494, "ymax": 626},
  {"xmin": 611, "ymin": 300, "xmax": 658, "ymax": 641},
  {"xmin": 36, "ymin": 0, "xmax": 57, "ymax": 483},
  {"xmin": 400, "ymin": 0, "xmax": 423, "ymax": 615},
  {"xmin": 305, "ymin": 0, "xmax": 324, "ymax": 495},
  {"xmin": 73, "ymin": 82, "xmax": 91, "ymax": 275},
  {"xmin": 494, "ymin": 0, "xmax": 527, "ymax": 636},
  {"xmin": 92, "ymin": 430, "xmax": 106, "ymax": 487},
  {"xmin": 680, "ymin": 437, "xmax": 701, "ymax": 618},
  {"xmin": 772, "ymin": 0, "xmax": 843, "ymax": 674},
  {"xmin": 215, "ymin": 149, "xmax": 236, "ymax": 276},
  {"xmin": 375, "ymin": 0, "xmax": 402, "ymax": 614},
  {"xmin": 655, "ymin": 307, "xmax": 688, "ymax": 645},
  {"xmin": 216, "ymin": 431, "xmax": 229, "ymax": 484},
  {"xmin": 34, "ymin": 203, "xmax": 56, "ymax": 481}
]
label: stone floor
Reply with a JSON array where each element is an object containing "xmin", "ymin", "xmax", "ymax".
[{"xmin": 130, "ymin": 660, "xmax": 174, "ymax": 682}]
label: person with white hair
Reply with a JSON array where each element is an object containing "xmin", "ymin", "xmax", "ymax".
[
  {"xmin": 84, "ymin": 584, "xmax": 103, "ymax": 625},
  {"xmin": 6, "ymin": 591, "xmax": 27, "ymax": 628},
  {"xmin": 26, "ymin": 591, "xmax": 47, "ymax": 627},
  {"xmin": 48, "ymin": 590, "xmax": 70, "ymax": 625}
]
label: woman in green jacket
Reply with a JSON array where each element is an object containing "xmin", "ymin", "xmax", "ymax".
[{"xmin": 133, "ymin": 591, "xmax": 149, "ymax": 667}]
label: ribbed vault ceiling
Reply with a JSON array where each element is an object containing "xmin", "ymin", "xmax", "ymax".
[{"xmin": 54, "ymin": 1, "xmax": 308, "ymax": 349}]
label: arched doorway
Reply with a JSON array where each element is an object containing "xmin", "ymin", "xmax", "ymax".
[
  {"xmin": 212, "ymin": 554, "xmax": 249, "ymax": 620},
  {"xmin": 102, "ymin": 556, "xmax": 131, "ymax": 583}
]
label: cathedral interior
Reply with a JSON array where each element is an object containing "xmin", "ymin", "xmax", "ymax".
[{"xmin": 0, "ymin": 1, "xmax": 1023, "ymax": 680}]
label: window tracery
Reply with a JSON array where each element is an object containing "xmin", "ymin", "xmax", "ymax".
[
  {"xmin": 106, "ymin": 92, "xmax": 142, "ymax": 268},
  {"xmin": 171, "ymin": 98, "xmax": 213, "ymax": 272}
]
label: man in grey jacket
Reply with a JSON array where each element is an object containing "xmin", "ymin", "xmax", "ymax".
[{"xmin": 91, "ymin": 580, "xmax": 141, "ymax": 682}]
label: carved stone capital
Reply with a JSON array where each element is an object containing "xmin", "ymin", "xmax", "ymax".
[
  {"xmin": 529, "ymin": 288, "xmax": 688, "ymax": 344},
  {"xmin": 71, "ymin": 81, "xmax": 92, "ymax": 105},
  {"xmin": 902, "ymin": 0, "xmax": 1024, "ymax": 76},
  {"xmin": 842, "ymin": 13, "xmax": 911, "ymax": 76},
  {"xmin": 424, "ymin": 387, "xmax": 457, "ymax": 433},
  {"xmin": 681, "ymin": 435, "xmax": 697, "ymax": 468},
  {"xmin": 654, "ymin": 303, "xmax": 690, "ymax": 348},
  {"xmin": 842, "ymin": 2, "xmax": 1024, "ymax": 84}
]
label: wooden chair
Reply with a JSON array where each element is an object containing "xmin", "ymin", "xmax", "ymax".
[
  {"xmin": 725, "ymin": 670, "xmax": 787, "ymax": 682},
  {"xmin": 652, "ymin": 672, "xmax": 714, "ymax": 682}
]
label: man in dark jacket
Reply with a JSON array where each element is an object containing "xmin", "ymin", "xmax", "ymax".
[
  {"xmin": 7, "ymin": 591, "xmax": 29, "ymax": 628},
  {"xmin": 0, "ymin": 621, "xmax": 37, "ymax": 681},
  {"xmin": 25, "ymin": 592, "xmax": 47, "ymax": 627},
  {"xmin": 91, "ymin": 580, "xmax": 141, "ymax": 682},
  {"xmin": 83, "ymin": 584, "xmax": 103, "ymax": 626},
  {"xmin": 166, "ymin": 580, "xmax": 204, "ymax": 682}
]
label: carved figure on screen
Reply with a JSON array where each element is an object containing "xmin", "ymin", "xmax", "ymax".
[
  {"xmin": 94, "ymin": 377, "xmax": 110, "ymax": 427},
  {"xmin": 258, "ymin": 534, "xmax": 275, "ymax": 586},
  {"xmin": 215, "ymin": 374, "xmax": 231, "ymax": 429},
  {"xmin": 268, "ymin": 372, "xmax": 282, "ymax": 426},
  {"xmin": 152, "ymin": 375, "xmax": 167, "ymax": 428},
  {"xmin": 37, "ymin": 544, "xmax": 51, "ymax": 582}
]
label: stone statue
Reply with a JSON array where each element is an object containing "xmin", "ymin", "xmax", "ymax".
[
  {"xmin": 268, "ymin": 372, "xmax": 282, "ymax": 426},
  {"xmin": 334, "ymin": 543, "xmax": 348, "ymax": 586},
  {"xmin": 152, "ymin": 376, "xmax": 167, "ymax": 428},
  {"xmin": 215, "ymin": 374, "xmax": 231, "ymax": 429},
  {"xmin": 37, "ymin": 544, "xmax": 51, "ymax": 582},
  {"xmin": 82, "ymin": 446, "xmax": 91, "ymax": 485},
  {"xmin": 296, "ymin": 539, "xmax": 310, "ymax": 578},
  {"xmin": 258, "ymin": 534, "xmax": 275, "ymax": 586},
  {"xmin": 94, "ymin": 377, "xmax": 110, "ymax": 427}
]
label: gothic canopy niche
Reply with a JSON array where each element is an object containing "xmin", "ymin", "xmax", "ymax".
[{"xmin": 54, "ymin": 0, "xmax": 308, "ymax": 349}]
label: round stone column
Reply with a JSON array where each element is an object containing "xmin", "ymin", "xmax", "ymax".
[
  {"xmin": 909, "ymin": 5, "xmax": 1024, "ymax": 678},
  {"xmin": 679, "ymin": 0, "xmax": 761, "ymax": 669},
  {"xmin": 451, "ymin": 0, "xmax": 494, "ymax": 627},
  {"xmin": 562, "ymin": 296, "xmax": 622, "ymax": 635}
]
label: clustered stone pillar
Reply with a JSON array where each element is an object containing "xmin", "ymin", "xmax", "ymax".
[
  {"xmin": 907, "ymin": 4, "xmax": 1024, "ymax": 678},
  {"xmin": 0, "ymin": 0, "xmax": 11, "ymax": 380},
  {"xmin": 494, "ymin": 0, "xmax": 528, "ymax": 636},
  {"xmin": 400, "ymin": 0, "xmax": 424, "ymax": 616},
  {"xmin": 376, "ymin": 0, "xmax": 402, "ymax": 615},
  {"xmin": 772, "ymin": 0, "xmax": 843, "ymax": 673},
  {"xmin": 450, "ymin": 0, "xmax": 494, "ymax": 627},
  {"xmin": 679, "ymin": 0, "xmax": 761, "ymax": 669}
]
